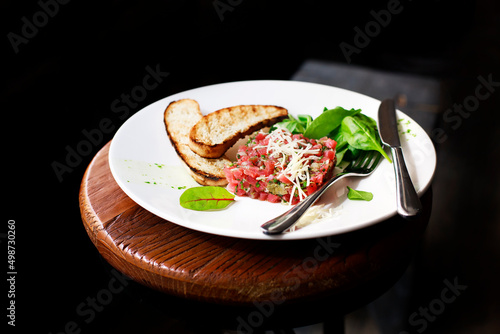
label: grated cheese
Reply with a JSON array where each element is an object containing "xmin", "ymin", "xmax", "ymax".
[{"xmin": 254, "ymin": 127, "xmax": 321, "ymax": 204}]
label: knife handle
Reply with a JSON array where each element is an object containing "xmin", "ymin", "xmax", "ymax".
[{"xmin": 391, "ymin": 146, "xmax": 422, "ymax": 218}]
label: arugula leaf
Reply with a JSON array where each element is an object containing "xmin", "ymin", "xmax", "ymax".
[
  {"xmin": 346, "ymin": 186, "xmax": 373, "ymax": 201},
  {"xmin": 180, "ymin": 186, "xmax": 235, "ymax": 211},
  {"xmin": 339, "ymin": 114, "xmax": 392, "ymax": 162},
  {"xmin": 303, "ymin": 107, "xmax": 361, "ymax": 139}
]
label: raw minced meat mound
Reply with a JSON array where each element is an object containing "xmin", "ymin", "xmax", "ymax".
[{"xmin": 224, "ymin": 128, "xmax": 337, "ymax": 205}]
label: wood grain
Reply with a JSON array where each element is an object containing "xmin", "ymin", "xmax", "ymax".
[{"xmin": 79, "ymin": 141, "xmax": 431, "ymax": 306}]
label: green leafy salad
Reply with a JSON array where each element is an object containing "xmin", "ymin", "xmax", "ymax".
[{"xmin": 271, "ymin": 106, "xmax": 392, "ymax": 166}]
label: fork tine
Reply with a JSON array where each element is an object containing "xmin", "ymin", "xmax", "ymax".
[
  {"xmin": 364, "ymin": 151, "xmax": 382, "ymax": 170},
  {"xmin": 350, "ymin": 150, "xmax": 382, "ymax": 171},
  {"xmin": 360, "ymin": 151, "xmax": 375, "ymax": 168},
  {"xmin": 351, "ymin": 150, "xmax": 370, "ymax": 168},
  {"xmin": 342, "ymin": 150, "xmax": 383, "ymax": 175},
  {"xmin": 371, "ymin": 151, "xmax": 383, "ymax": 169}
]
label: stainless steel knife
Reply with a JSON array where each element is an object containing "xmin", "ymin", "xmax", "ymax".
[{"xmin": 378, "ymin": 98, "xmax": 422, "ymax": 218}]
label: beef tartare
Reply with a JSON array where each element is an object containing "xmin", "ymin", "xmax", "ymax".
[{"xmin": 224, "ymin": 127, "xmax": 337, "ymax": 204}]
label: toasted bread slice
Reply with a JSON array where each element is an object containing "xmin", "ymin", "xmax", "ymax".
[
  {"xmin": 188, "ymin": 105, "xmax": 288, "ymax": 158},
  {"xmin": 164, "ymin": 99, "xmax": 230, "ymax": 186}
]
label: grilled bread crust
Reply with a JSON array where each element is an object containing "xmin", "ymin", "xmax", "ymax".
[
  {"xmin": 164, "ymin": 99, "xmax": 230, "ymax": 186},
  {"xmin": 188, "ymin": 105, "xmax": 288, "ymax": 158}
]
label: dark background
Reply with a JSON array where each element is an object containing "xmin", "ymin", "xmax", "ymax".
[{"xmin": 3, "ymin": 0, "xmax": 499, "ymax": 333}]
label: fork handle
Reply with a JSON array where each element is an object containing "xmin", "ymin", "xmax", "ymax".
[
  {"xmin": 260, "ymin": 174, "xmax": 346, "ymax": 235},
  {"xmin": 391, "ymin": 146, "xmax": 422, "ymax": 218}
]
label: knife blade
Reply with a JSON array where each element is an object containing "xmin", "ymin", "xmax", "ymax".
[
  {"xmin": 378, "ymin": 99, "xmax": 401, "ymax": 147},
  {"xmin": 378, "ymin": 98, "xmax": 422, "ymax": 218}
]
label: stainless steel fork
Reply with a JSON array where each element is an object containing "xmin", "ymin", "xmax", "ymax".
[{"xmin": 261, "ymin": 150, "xmax": 383, "ymax": 235}]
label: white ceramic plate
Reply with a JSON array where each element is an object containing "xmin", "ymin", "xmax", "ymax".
[{"xmin": 109, "ymin": 80, "xmax": 436, "ymax": 240}]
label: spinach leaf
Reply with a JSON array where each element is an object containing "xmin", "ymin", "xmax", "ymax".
[
  {"xmin": 339, "ymin": 114, "xmax": 392, "ymax": 162},
  {"xmin": 334, "ymin": 147, "xmax": 348, "ymax": 166},
  {"xmin": 270, "ymin": 114, "xmax": 312, "ymax": 134},
  {"xmin": 304, "ymin": 107, "xmax": 361, "ymax": 139},
  {"xmin": 346, "ymin": 186, "xmax": 373, "ymax": 201},
  {"xmin": 330, "ymin": 127, "xmax": 363, "ymax": 165},
  {"xmin": 270, "ymin": 117, "xmax": 298, "ymax": 134},
  {"xmin": 180, "ymin": 186, "xmax": 235, "ymax": 211},
  {"xmin": 297, "ymin": 114, "xmax": 313, "ymax": 129},
  {"xmin": 330, "ymin": 130, "xmax": 349, "ymax": 165}
]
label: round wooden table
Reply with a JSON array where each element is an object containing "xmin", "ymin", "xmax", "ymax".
[{"xmin": 79, "ymin": 142, "xmax": 432, "ymax": 331}]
